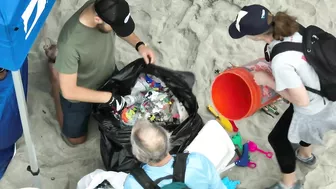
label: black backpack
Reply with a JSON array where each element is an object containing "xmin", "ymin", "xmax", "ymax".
[
  {"xmin": 130, "ymin": 153, "xmax": 190, "ymax": 189},
  {"xmin": 266, "ymin": 25, "xmax": 336, "ymax": 101}
]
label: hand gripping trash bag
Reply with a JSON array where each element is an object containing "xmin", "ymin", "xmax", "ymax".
[{"xmin": 92, "ymin": 58, "xmax": 204, "ymax": 173}]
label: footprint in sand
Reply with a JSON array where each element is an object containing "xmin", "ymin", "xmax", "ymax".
[
  {"xmin": 294, "ymin": 0, "xmax": 316, "ymax": 16},
  {"xmin": 178, "ymin": 27, "xmax": 200, "ymax": 68},
  {"xmin": 328, "ymin": 21, "xmax": 334, "ymax": 30},
  {"xmin": 151, "ymin": 0, "xmax": 172, "ymax": 12},
  {"xmin": 41, "ymin": 103, "xmax": 61, "ymax": 135}
]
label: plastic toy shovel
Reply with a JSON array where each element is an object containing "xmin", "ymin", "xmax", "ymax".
[
  {"xmin": 248, "ymin": 141, "xmax": 273, "ymax": 159},
  {"xmin": 207, "ymin": 105, "xmax": 239, "ymax": 132}
]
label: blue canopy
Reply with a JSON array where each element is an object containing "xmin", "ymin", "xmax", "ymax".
[{"xmin": 0, "ymin": 0, "xmax": 55, "ymax": 71}]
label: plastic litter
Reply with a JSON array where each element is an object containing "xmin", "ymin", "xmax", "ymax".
[
  {"xmin": 248, "ymin": 141, "xmax": 273, "ymax": 159},
  {"xmin": 93, "ymin": 59, "xmax": 203, "ymax": 172},
  {"xmin": 119, "ymin": 74, "xmax": 188, "ymax": 127},
  {"xmin": 231, "ymin": 132, "xmax": 243, "ymax": 151},
  {"xmin": 222, "ymin": 177, "xmax": 240, "ymax": 189},
  {"xmin": 235, "ymin": 143, "xmax": 256, "ymax": 169}
]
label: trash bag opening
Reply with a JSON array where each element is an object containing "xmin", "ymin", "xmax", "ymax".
[{"xmin": 93, "ymin": 58, "xmax": 204, "ymax": 172}]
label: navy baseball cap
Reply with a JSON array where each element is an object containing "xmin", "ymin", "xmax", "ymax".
[
  {"xmin": 94, "ymin": 0, "xmax": 135, "ymax": 37},
  {"xmin": 229, "ymin": 5, "xmax": 272, "ymax": 39}
]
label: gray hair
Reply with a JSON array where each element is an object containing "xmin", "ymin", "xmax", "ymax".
[{"xmin": 131, "ymin": 119, "xmax": 170, "ymax": 164}]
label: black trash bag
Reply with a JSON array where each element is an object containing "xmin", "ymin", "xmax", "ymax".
[{"xmin": 92, "ymin": 58, "xmax": 204, "ymax": 173}]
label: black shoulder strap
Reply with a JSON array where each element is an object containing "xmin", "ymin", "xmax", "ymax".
[
  {"xmin": 270, "ymin": 42, "xmax": 303, "ymax": 61},
  {"xmin": 172, "ymin": 153, "xmax": 189, "ymax": 182},
  {"xmin": 298, "ymin": 24, "xmax": 306, "ymax": 36},
  {"xmin": 130, "ymin": 168, "xmax": 160, "ymax": 189},
  {"xmin": 269, "ymin": 23, "xmax": 306, "ymax": 61},
  {"xmin": 154, "ymin": 175, "xmax": 174, "ymax": 184}
]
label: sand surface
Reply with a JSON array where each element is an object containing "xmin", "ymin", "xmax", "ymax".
[{"xmin": 1, "ymin": 0, "xmax": 336, "ymax": 188}]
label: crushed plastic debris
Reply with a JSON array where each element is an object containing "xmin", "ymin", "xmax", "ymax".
[{"xmin": 118, "ymin": 74, "xmax": 188, "ymax": 127}]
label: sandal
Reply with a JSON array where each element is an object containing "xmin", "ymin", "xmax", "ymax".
[
  {"xmin": 0, "ymin": 68, "xmax": 7, "ymax": 81},
  {"xmin": 291, "ymin": 143, "xmax": 317, "ymax": 166},
  {"xmin": 295, "ymin": 148, "xmax": 317, "ymax": 166},
  {"xmin": 266, "ymin": 180, "xmax": 303, "ymax": 189}
]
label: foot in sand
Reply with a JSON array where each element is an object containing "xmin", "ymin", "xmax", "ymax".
[
  {"xmin": 266, "ymin": 180, "xmax": 303, "ymax": 189},
  {"xmin": 295, "ymin": 148, "xmax": 317, "ymax": 166}
]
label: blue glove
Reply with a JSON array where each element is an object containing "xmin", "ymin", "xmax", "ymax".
[{"xmin": 222, "ymin": 177, "xmax": 240, "ymax": 189}]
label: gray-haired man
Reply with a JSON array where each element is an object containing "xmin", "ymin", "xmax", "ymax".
[{"xmin": 124, "ymin": 120, "xmax": 226, "ymax": 189}]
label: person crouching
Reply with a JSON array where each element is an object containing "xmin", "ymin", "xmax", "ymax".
[{"xmin": 123, "ymin": 119, "xmax": 226, "ymax": 189}]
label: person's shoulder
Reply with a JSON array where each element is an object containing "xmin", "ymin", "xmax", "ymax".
[
  {"xmin": 291, "ymin": 32, "xmax": 303, "ymax": 43},
  {"xmin": 272, "ymin": 51, "xmax": 304, "ymax": 70},
  {"xmin": 272, "ymin": 32, "xmax": 304, "ymax": 64},
  {"xmin": 187, "ymin": 152, "xmax": 211, "ymax": 163},
  {"xmin": 124, "ymin": 174, "xmax": 143, "ymax": 189},
  {"xmin": 58, "ymin": 21, "xmax": 79, "ymax": 44},
  {"xmin": 271, "ymin": 54, "xmax": 293, "ymax": 66},
  {"xmin": 57, "ymin": 10, "xmax": 85, "ymax": 45}
]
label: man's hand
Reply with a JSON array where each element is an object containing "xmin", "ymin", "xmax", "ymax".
[
  {"xmin": 98, "ymin": 94, "xmax": 127, "ymax": 114},
  {"xmin": 251, "ymin": 71, "xmax": 273, "ymax": 86},
  {"xmin": 138, "ymin": 45, "xmax": 156, "ymax": 64},
  {"xmin": 121, "ymin": 33, "xmax": 156, "ymax": 64}
]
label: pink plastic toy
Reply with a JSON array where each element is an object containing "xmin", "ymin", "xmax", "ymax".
[
  {"xmin": 248, "ymin": 141, "xmax": 273, "ymax": 159},
  {"xmin": 235, "ymin": 143, "xmax": 257, "ymax": 169},
  {"xmin": 248, "ymin": 162, "xmax": 257, "ymax": 168}
]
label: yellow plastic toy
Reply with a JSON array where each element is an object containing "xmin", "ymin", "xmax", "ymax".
[{"xmin": 207, "ymin": 105, "xmax": 238, "ymax": 132}]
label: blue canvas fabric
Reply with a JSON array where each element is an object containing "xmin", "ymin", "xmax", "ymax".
[{"xmin": 0, "ymin": 58, "xmax": 28, "ymax": 179}]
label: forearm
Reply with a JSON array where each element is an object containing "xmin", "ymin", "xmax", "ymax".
[
  {"xmin": 64, "ymin": 86, "xmax": 112, "ymax": 103},
  {"xmin": 266, "ymin": 79, "xmax": 296, "ymax": 103},
  {"xmin": 122, "ymin": 33, "xmax": 141, "ymax": 48}
]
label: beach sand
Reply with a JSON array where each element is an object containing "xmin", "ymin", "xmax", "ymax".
[{"xmin": 1, "ymin": 0, "xmax": 336, "ymax": 188}]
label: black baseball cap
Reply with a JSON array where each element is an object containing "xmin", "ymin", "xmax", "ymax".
[
  {"xmin": 94, "ymin": 0, "xmax": 135, "ymax": 37},
  {"xmin": 229, "ymin": 5, "xmax": 272, "ymax": 39}
]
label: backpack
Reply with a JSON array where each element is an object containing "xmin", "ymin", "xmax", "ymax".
[
  {"xmin": 130, "ymin": 153, "xmax": 190, "ymax": 189},
  {"xmin": 267, "ymin": 25, "xmax": 336, "ymax": 101}
]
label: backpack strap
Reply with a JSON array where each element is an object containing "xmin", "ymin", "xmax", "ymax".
[
  {"xmin": 268, "ymin": 41, "xmax": 325, "ymax": 99},
  {"xmin": 130, "ymin": 168, "xmax": 160, "ymax": 189},
  {"xmin": 305, "ymin": 86, "xmax": 323, "ymax": 96},
  {"xmin": 270, "ymin": 42, "xmax": 303, "ymax": 61},
  {"xmin": 298, "ymin": 24, "xmax": 306, "ymax": 36},
  {"xmin": 172, "ymin": 153, "xmax": 189, "ymax": 182},
  {"xmin": 154, "ymin": 175, "xmax": 174, "ymax": 184}
]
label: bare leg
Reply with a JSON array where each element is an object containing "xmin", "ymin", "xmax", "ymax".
[
  {"xmin": 282, "ymin": 172, "xmax": 297, "ymax": 187},
  {"xmin": 43, "ymin": 38, "xmax": 63, "ymax": 128},
  {"xmin": 49, "ymin": 64, "xmax": 63, "ymax": 128},
  {"xmin": 68, "ymin": 136, "xmax": 87, "ymax": 145},
  {"xmin": 60, "ymin": 133, "xmax": 87, "ymax": 147},
  {"xmin": 298, "ymin": 146, "xmax": 313, "ymax": 158}
]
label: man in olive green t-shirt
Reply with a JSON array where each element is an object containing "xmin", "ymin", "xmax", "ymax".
[{"xmin": 51, "ymin": 0, "xmax": 156, "ymax": 146}]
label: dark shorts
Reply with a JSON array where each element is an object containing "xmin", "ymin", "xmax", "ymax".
[{"xmin": 60, "ymin": 95, "xmax": 92, "ymax": 138}]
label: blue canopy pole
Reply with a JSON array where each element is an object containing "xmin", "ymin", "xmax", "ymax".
[
  {"xmin": 1, "ymin": 0, "xmax": 56, "ymax": 187},
  {"xmin": 12, "ymin": 70, "xmax": 40, "ymax": 188}
]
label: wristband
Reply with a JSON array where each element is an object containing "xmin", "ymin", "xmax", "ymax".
[
  {"xmin": 106, "ymin": 94, "xmax": 114, "ymax": 106},
  {"xmin": 135, "ymin": 41, "xmax": 145, "ymax": 51}
]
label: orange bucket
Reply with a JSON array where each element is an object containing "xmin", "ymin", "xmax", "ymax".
[{"xmin": 211, "ymin": 58, "xmax": 280, "ymax": 120}]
